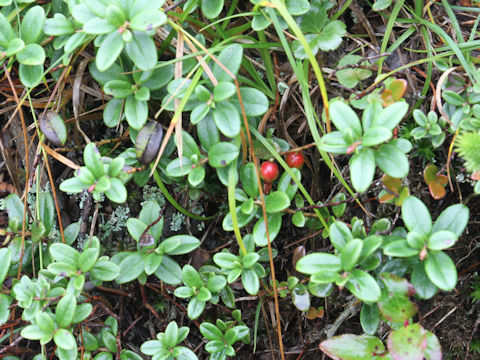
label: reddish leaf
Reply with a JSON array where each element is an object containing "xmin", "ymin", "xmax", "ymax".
[
  {"xmin": 387, "ymin": 324, "xmax": 427, "ymax": 360},
  {"xmin": 423, "ymin": 165, "xmax": 447, "ymax": 200}
]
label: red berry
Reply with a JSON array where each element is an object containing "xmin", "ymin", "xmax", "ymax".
[
  {"xmin": 260, "ymin": 161, "xmax": 279, "ymax": 183},
  {"xmin": 286, "ymin": 152, "xmax": 305, "ymax": 169}
]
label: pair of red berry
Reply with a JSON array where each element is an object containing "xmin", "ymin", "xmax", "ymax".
[{"xmin": 260, "ymin": 152, "xmax": 304, "ymax": 183}]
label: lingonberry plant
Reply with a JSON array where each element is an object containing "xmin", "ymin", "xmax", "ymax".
[{"xmin": 0, "ymin": 0, "xmax": 478, "ymax": 359}]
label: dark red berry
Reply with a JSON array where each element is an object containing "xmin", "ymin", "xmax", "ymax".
[
  {"xmin": 260, "ymin": 161, "xmax": 279, "ymax": 183},
  {"xmin": 286, "ymin": 152, "xmax": 305, "ymax": 169}
]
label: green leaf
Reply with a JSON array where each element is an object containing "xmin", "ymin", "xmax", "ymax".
[
  {"xmin": 105, "ymin": 178, "xmax": 127, "ymax": 203},
  {"xmin": 154, "ymin": 255, "xmax": 182, "ymax": 285},
  {"xmin": 166, "ymin": 157, "xmax": 192, "ymax": 177},
  {"xmin": 200, "ymin": 322, "xmax": 223, "ymax": 341},
  {"xmin": 212, "ymin": 44, "xmax": 243, "ymax": 82},
  {"xmin": 125, "ymin": 31, "xmax": 157, "ymax": 71},
  {"xmin": 0, "ymin": 13, "xmax": 14, "ymax": 45},
  {"xmin": 96, "ymin": 31, "xmax": 124, "ymax": 72},
  {"xmin": 286, "ymin": 0, "xmax": 310, "ymax": 15},
  {"xmin": 0, "ymin": 248, "xmax": 11, "ymax": 285},
  {"xmin": 424, "ymin": 251, "xmax": 457, "ymax": 291},
  {"xmin": 340, "ymin": 239, "xmax": 363, "ymax": 271},
  {"xmin": 264, "ymin": 191, "xmax": 290, "ymax": 213},
  {"xmin": 277, "ymin": 168, "xmax": 300, "ymax": 201},
  {"xmin": 207, "ymin": 275, "xmax": 227, "ymax": 293},
  {"xmin": 360, "ymin": 303, "xmax": 379, "ymax": 335},
  {"xmin": 21, "ymin": 325, "xmax": 49, "ymax": 341},
  {"xmin": 402, "ymin": 196, "xmax": 432, "ymax": 236},
  {"xmin": 213, "ymin": 101, "xmax": 240, "ymax": 138},
  {"xmin": 240, "ymin": 163, "xmax": 259, "ymax": 198},
  {"xmin": 56, "ymin": 293, "xmax": 77, "ymax": 328},
  {"xmin": 21, "ymin": 6, "xmax": 45, "ymax": 44},
  {"xmin": 130, "ymin": 10, "xmax": 166, "ymax": 31},
  {"xmin": 232, "ymin": 87, "xmax": 269, "ymax": 117},
  {"xmin": 349, "ymin": 148, "xmax": 375, "ymax": 193},
  {"xmin": 164, "ymin": 321, "xmax": 179, "ymax": 349},
  {"xmin": 432, "ymin": 203, "xmax": 469, "ymax": 237},
  {"xmin": 104, "ymin": 80, "xmax": 133, "ymax": 99},
  {"xmin": 346, "ymin": 270, "xmax": 381, "ymax": 303},
  {"xmin": 83, "ymin": 17, "xmax": 116, "ymax": 34},
  {"xmin": 427, "ymin": 230, "xmax": 457, "ymax": 251},
  {"xmin": 373, "ymin": 0, "xmax": 393, "ymax": 11},
  {"xmin": 182, "ymin": 265, "xmax": 203, "ymax": 288},
  {"xmin": 198, "ymin": 114, "xmax": 220, "ymax": 150},
  {"xmin": 54, "ymin": 328, "xmax": 76, "ymax": 350},
  {"xmin": 411, "ymin": 263, "xmax": 437, "ymax": 299},
  {"xmin": 320, "ymin": 334, "xmax": 385, "ymax": 360},
  {"xmin": 296, "ymin": 253, "xmax": 341, "ymax": 275},
  {"xmin": 125, "ymin": 95, "xmax": 148, "ymax": 129},
  {"xmin": 90, "ymin": 260, "xmax": 120, "ymax": 281},
  {"xmin": 163, "ymin": 235, "xmax": 200, "ymax": 255},
  {"xmin": 294, "ymin": 20, "xmax": 346, "ymax": 58},
  {"xmin": 329, "ymin": 221, "xmax": 352, "ymax": 251},
  {"xmin": 383, "ymin": 240, "xmax": 419, "ymax": 257},
  {"xmin": 329, "ymin": 100, "xmax": 362, "ymax": 137},
  {"xmin": 16, "ymin": 44, "xmax": 45, "ymax": 65},
  {"xmin": 116, "ymin": 253, "xmax": 145, "ymax": 284},
  {"xmin": 319, "ymin": 131, "xmax": 349, "ymax": 154},
  {"xmin": 372, "ymin": 101, "xmax": 409, "ymax": 131},
  {"xmin": 19, "ymin": 64, "xmax": 43, "ymax": 87},
  {"xmin": 0, "ymin": 294, "xmax": 11, "ymax": 326},
  {"xmin": 375, "ymin": 144, "xmax": 409, "ymax": 178},
  {"xmin": 213, "ymin": 82, "xmax": 236, "ymax": 102},
  {"xmin": 201, "ymin": 0, "xmax": 224, "ymax": 19},
  {"xmin": 5, "ymin": 38, "xmax": 25, "ymax": 57},
  {"xmin": 49, "ymin": 243, "xmax": 79, "ymax": 264},
  {"xmin": 78, "ymin": 248, "xmax": 100, "ymax": 272},
  {"xmin": 208, "ymin": 142, "xmax": 239, "ymax": 168},
  {"xmin": 72, "ymin": 303, "xmax": 93, "ymax": 324},
  {"xmin": 242, "ymin": 268, "xmax": 259, "ymax": 295},
  {"xmin": 387, "ymin": 324, "xmax": 427, "ymax": 360},
  {"xmin": 43, "ymin": 13, "xmax": 74, "ymax": 36},
  {"xmin": 362, "ymin": 126, "xmax": 392, "ymax": 147},
  {"xmin": 84, "ymin": 143, "xmax": 104, "ymax": 178},
  {"xmin": 213, "ymin": 252, "xmax": 239, "ymax": 269},
  {"xmin": 253, "ymin": 213, "xmax": 282, "ymax": 247},
  {"xmin": 186, "ymin": 296, "xmax": 205, "ymax": 320},
  {"xmin": 336, "ymin": 54, "xmax": 372, "ymax": 89}
]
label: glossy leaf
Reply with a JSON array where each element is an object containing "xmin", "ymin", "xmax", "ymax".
[{"xmin": 320, "ymin": 334, "xmax": 385, "ymax": 360}]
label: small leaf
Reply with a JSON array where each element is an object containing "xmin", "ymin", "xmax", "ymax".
[
  {"xmin": 16, "ymin": 43, "xmax": 45, "ymax": 65},
  {"xmin": 296, "ymin": 253, "xmax": 341, "ymax": 275},
  {"xmin": 96, "ymin": 31, "xmax": 124, "ymax": 72},
  {"xmin": 320, "ymin": 334, "xmax": 385, "ymax": 360},
  {"xmin": 432, "ymin": 203, "xmax": 469, "ymax": 237},
  {"xmin": 349, "ymin": 148, "xmax": 375, "ymax": 192},
  {"xmin": 212, "ymin": 43, "xmax": 242, "ymax": 82},
  {"xmin": 424, "ymin": 251, "xmax": 457, "ymax": 291},
  {"xmin": 56, "ymin": 293, "xmax": 77, "ymax": 328},
  {"xmin": 213, "ymin": 101, "xmax": 241, "ymax": 138},
  {"xmin": 125, "ymin": 31, "xmax": 157, "ymax": 71},
  {"xmin": 360, "ymin": 303, "xmax": 379, "ymax": 335},
  {"xmin": 402, "ymin": 196, "xmax": 432, "ymax": 236},
  {"xmin": 208, "ymin": 142, "xmax": 239, "ymax": 168},
  {"xmin": 427, "ymin": 230, "xmax": 457, "ymax": 251},
  {"xmin": 387, "ymin": 324, "xmax": 427, "ymax": 360},
  {"xmin": 202, "ymin": 0, "xmax": 224, "ymax": 19},
  {"xmin": 20, "ymin": 5, "xmax": 45, "ymax": 44},
  {"xmin": 346, "ymin": 269, "xmax": 381, "ymax": 303},
  {"xmin": 54, "ymin": 329, "xmax": 76, "ymax": 350},
  {"xmin": 264, "ymin": 191, "xmax": 290, "ymax": 213},
  {"xmin": 40, "ymin": 110, "xmax": 67, "ymax": 146},
  {"xmin": 135, "ymin": 121, "xmax": 164, "ymax": 164},
  {"xmin": 329, "ymin": 100, "xmax": 362, "ymax": 137},
  {"xmin": 375, "ymin": 144, "xmax": 409, "ymax": 178}
]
